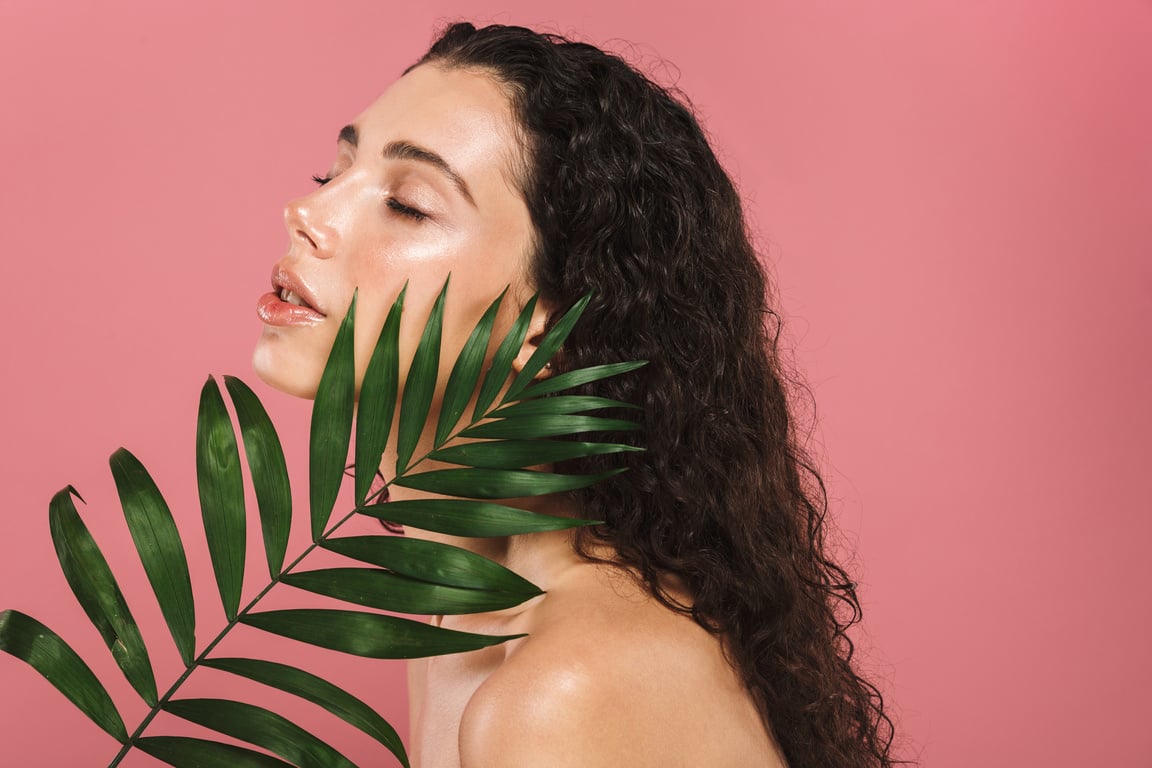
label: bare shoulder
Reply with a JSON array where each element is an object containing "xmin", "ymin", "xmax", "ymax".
[{"xmin": 459, "ymin": 562, "xmax": 783, "ymax": 768}]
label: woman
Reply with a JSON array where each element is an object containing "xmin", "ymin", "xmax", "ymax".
[{"xmin": 254, "ymin": 22, "xmax": 896, "ymax": 768}]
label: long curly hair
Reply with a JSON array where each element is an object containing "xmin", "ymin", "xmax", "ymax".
[{"xmin": 419, "ymin": 22, "xmax": 898, "ymax": 768}]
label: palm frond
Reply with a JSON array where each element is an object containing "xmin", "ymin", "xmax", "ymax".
[
  {"xmin": 320, "ymin": 535, "xmax": 540, "ymax": 595},
  {"xmin": 472, "ymin": 294, "xmax": 537, "ymax": 420},
  {"xmin": 0, "ymin": 610, "xmax": 128, "ymax": 742},
  {"xmin": 310, "ymin": 289, "xmax": 358, "ymax": 541},
  {"xmin": 224, "ymin": 375, "xmax": 292, "ymax": 579},
  {"xmin": 428, "ymin": 439, "xmax": 641, "ymax": 469},
  {"xmin": 202, "ymin": 657, "xmax": 407, "ymax": 767},
  {"xmin": 163, "ymin": 698, "xmax": 358, "ymax": 768},
  {"xmin": 357, "ymin": 498, "xmax": 600, "ymax": 536},
  {"xmin": 503, "ymin": 293, "xmax": 590, "ymax": 402},
  {"xmin": 0, "ymin": 277, "xmax": 645, "ymax": 767},
  {"xmin": 239, "ymin": 609, "xmax": 524, "ymax": 658},
  {"xmin": 395, "ymin": 280, "xmax": 449, "ymax": 473},
  {"xmin": 353, "ymin": 284, "xmax": 405, "ymax": 506},
  {"xmin": 197, "ymin": 375, "xmax": 247, "ymax": 622},
  {"xmin": 135, "ymin": 736, "xmax": 296, "ymax": 767},
  {"xmin": 110, "ymin": 447, "xmax": 196, "ymax": 667},
  {"xmin": 48, "ymin": 486, "xmax": 157, "ymax": 705},
  {"xmin": 435, "ymin": 288, "xmax": 505, "ymax": 446}
]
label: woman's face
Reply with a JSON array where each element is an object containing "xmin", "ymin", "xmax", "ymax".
[{"xmin": 253, "ymin": 64, "xmax": 535, "ymax": 400}]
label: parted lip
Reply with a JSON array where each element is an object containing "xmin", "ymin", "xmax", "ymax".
[{"xmin": 270, "ymin": 264, "xmax": 326, "ymax": 316}]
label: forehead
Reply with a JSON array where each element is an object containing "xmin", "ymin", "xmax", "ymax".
[{"xmin": 350, "ymin": 64, "xmax": 524, "ymax": 194}]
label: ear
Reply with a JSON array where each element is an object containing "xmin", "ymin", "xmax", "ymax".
[{"xmin": 510, "ymin": 298, "xmax": 558, "ymax": 381}]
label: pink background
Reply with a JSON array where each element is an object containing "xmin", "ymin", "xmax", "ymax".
[{"xmin": 2, "ymin": 1, "xmax": 1150, "ymax": 765}]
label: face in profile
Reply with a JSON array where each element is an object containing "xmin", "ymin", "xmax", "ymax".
[{"xmin": 253, "ymin": 64, "xmax": 536, "ymax": 401}]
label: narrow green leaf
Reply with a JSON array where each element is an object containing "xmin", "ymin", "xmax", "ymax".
[
  {"xmin": 357, "ymin": 499, "xmax": 600, "ymax": 536},
  {"xmin": 202, "ymin": 657, "xmax": 408, "ymax": 768},
  {"xmin": 311, "ymin": 290, "xmax": 358, "ymax": 541},
  {"xmin": 48, "ymin": 486, "xmax": 157, "ymax": 705},
  {"xmin": 473, "ymin": 294, "xmax": 537, "ymax": 421},
  {"xmin": 283, "ymin": 567, "xmax": 537, "ymax": 614},
  {"xmin": 393, "ymin": 466, "xmax": 626, "ymax": 498},
  {"xmin": 224, "ymin": 375, "xmax": 292, "ymax": 579},
  {"xmin": 0, "ymin": 610, "xmax": 127, "ymax": 742},
  {"xmin": 517, "ymin": 360, "xmax": 649, "ymax": 400},
  {"xmin": 322, "ymin": 535, "xmax": 540, "ymax": 594},
  {"xmin": 354, "ymin": 285, "xmax": 405, "ymax": 506},
  {"xmin": 429, "ymin": 439, "xmax": 642, "ymax": 469},
  {"xmin": 136, "ymin": 736, "xmax": 295, "ymax": 768},
  {"xmin": 110, "ymin": 447, "xmax": 196, "ymax": 666},
  {"xmin": 435, "ymin": 289, "xmax": 505, "ymax": 447},
  {"xmin": 196, "ymin": 376, "xmax": 246, "ymax": 621},
  {"xmin": 396, "ymin": 279, "xmax": 449, "ymax": 472},
  {"xmin": 459, "ymin": 414, "xmax": 640, "ymax": 440},
  {"xmin": 503, "ymin": 293, "xmax": 591, "ymax": 402},
  {"xmin": 164, "ymin": 698, "xmax": 357, "ymax": 768},
  {"xmin": 492, "ymin": 395, "xmax": 638, "ymax": 418},
  {"xmin": 241, "ymin": 609, "xmax": 523, "ymax": 658}
]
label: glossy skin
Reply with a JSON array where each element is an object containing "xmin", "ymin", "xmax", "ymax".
[
  {"xmin": 416, "ymin": 543, "xmax": 784, "ymax": 768},
  {"xmin": 253, "ymin": 64, "xmax": 537, "ymax": 404},
  {"xmin": 255, "ymin": 64, "xmax": 784, "ymax": 768}
]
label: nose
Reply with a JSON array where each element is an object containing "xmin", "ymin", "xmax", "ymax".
[{"xmin": 283, "ymin": 192, "xmax": 338, "ymax": 259}]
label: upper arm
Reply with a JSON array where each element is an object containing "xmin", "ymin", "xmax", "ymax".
[
  {"xmin": 459, "ymin": 659, "xmax": 642, "ymax": 768},
  {"xmin": 457, "ymin": 578, "xmax": 778, "ymax": 767}
]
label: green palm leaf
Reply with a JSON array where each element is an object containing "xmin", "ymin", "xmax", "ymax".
[
  {"xmin": 395, "ymin": 280, "xmax": 449, "ymax": 472},
  {"xmin": 429, "ymin": 439, "xmax": 641, "ymax": 469},
  {"xmin": 321, "ymin": 535, "xmax": 540, "ymax": 594},
  {"xmin": 354, "ymin": 285, "xmax": 405, "ymax": 506},
  {"xmin": 310, "ymin": 290, "xmax": 358, "ymax": 541},
  {"xmin": 240, "ymin": 609, "xmax": 523, "ymax": 659},
  {"xmin": 503, "ymin": 293, "xmax": 591, "ymax": 402},
  {"xmin": 224, "ymin": 375, "xmax": 292, "ymax": 579},
  {"xmin": 516, "ymin": 359, "xmax": 649, "ymax": 400},
  {"xmin": 135, "ymin": 736, "xmax": 295, "ymax": 767},
  {"xmin": 110, "ymin": 447, "xmax": 196, "ymax": 666},
  {"xmin": 492, "ymin": 395, "xmax": 638, "ymax": 417},
  {"xmin": 0, "ymin": 610, "xmax": 127, "ymax": 742},
  {"xmin": 459, "ymin": 414, "xmax": 641, "ymax": 440},
  {"xmin": 202, "ymin": 657, "xmax": 408, "ymax": 767},
  {"xmin": 196, "ymin": 376, "xmax": 246, "ymax": 621},
  {"xmin": 472, "ymin": 294, "xmax": 537, "ymax": 421},
  {"xmin": 48, "ymin": 486, "xmax": 157, "ymax": 705},
  {"xmin": 283, "ymin": 567, "xmax": 536, "ymax": 614},
  {"xmin": 394, "ymin": 466, "xmax": 626, "ymax": 498},
  {"xmin": 357, "ymin": 498, "xmax": 599, "ymax": 536},
  {"xmin": 4, "ymin": 277, "xmax": 648, "ymax": 767},
  {"xmin": 435, "ymin": 289, "xmax": 505, "ymax": 446},
  {"xmin": 163, "ymin": 698, "xmax": 357, "ymax": 768}
]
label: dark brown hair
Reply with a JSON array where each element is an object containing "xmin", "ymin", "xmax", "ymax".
[{"xmin": 420, "ymin": 22, "xmax": 897, "ymax": 767}]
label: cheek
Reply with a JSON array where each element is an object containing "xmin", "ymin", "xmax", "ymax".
[{"xmin": 339, "ymin": 218, "xmax": 531, "ymax": 388}]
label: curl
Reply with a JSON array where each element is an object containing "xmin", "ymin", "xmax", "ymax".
[{"xmin": 421, "ymin": 22, "xmax": 899, "ymax": 767}]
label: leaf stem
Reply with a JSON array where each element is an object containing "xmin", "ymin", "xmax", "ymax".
[{"xmin": 106, "ymin": 507, "xmax": 361, "ymax": 767}]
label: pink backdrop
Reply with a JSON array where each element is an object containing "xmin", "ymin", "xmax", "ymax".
[{"xmin": 2, "ymin": 1, "xmax": 1149, "ymax": 765}]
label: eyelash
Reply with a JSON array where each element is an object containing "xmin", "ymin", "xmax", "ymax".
[
  {"xmin": 386, "ymin": 198, "xmax": 428, "ymax": 221},
  {"xmin": 310, "ymin": 174, "xmax": 429, "ymax": 222}
]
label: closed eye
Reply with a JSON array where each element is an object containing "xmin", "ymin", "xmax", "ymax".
[
  {"xmin": 311, "ymin": 174, "xmax": 331, "ymax": 186},
  {"xmin": 386, "ymin": 198, "xmax": 428, "ymax": 221}
]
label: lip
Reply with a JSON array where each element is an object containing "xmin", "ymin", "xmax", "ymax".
[{"xmin": 257, "ymin": 265, "xmax": 327, "ymax": 327}]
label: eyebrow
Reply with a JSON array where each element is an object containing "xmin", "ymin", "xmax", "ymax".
[{"xmin": 337, "ymin": 124, "xmax": 476, "ymax": 207}]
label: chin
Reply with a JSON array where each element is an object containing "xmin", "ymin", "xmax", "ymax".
[{"xmin": 252, "ymin": 333, "xmax": 320, "ymax": 400}]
